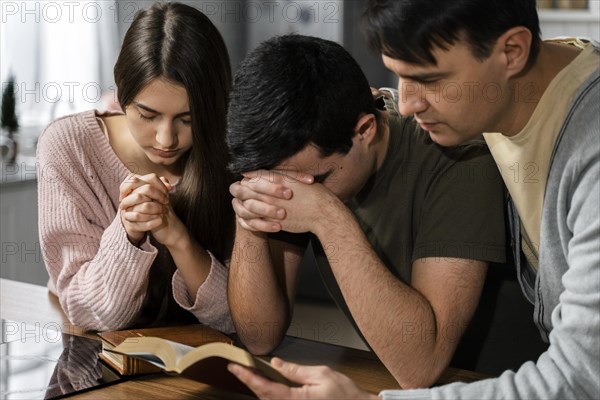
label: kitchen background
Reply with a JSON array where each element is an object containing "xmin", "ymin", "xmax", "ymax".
[{"xmin": 1, "ymin": 0, "xmax": 599, "ymax": 350}]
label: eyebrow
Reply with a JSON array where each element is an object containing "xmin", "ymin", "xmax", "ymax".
[
  {"xmin": 132, "ymin": 101, "xmax": 190, "ymax": 118},
  {"xmin": 401, "ymin": 72, "xmax": 447, "ymax": 82}
]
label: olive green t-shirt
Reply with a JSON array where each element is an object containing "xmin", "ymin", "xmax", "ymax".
[{"xmin": 312, "ymin": 97, "xmax": 507, "ymax": 328}]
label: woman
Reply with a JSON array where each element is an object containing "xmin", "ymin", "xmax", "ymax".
[{"xmin": 37, "ymin": 2, "xmax": 235, "ymax": 332}]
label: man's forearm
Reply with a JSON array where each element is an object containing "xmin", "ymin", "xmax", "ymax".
[
  {"xmin": 228, "ymin": 224, "xmax": 289, "ymax": 354},
  {"xmin": 313, "ymin": 206, "xmax": 458, "ymax": 388}
]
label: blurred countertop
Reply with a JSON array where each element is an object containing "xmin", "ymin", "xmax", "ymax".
[{"xmin": 1, "ymin": 126, "xmax": 43, "ymax": 186}]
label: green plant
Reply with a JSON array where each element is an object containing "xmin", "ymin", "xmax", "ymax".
[{"xmin": 1, "ymin": 74, "xmax": 19, "ymax": 138}]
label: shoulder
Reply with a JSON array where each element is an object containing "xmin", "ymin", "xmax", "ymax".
[
  {"xmin": 445, "ymin": 138, "xmax": 496, "ymax": 166},
  {"xmin": 38, "ymin": 110, "xmax": 102, "ymax": 155},
  {"xmin": 555, "ymin": 69, "xmax": 599, "ymax": 166},
  {"xmin": 571, "ymin": 67, "xmax": 599, "ymax": 119},
  {"xmin": 546, "ymin": 71, "xmax": 598, "ymax": 216},
  {"xmin": 36, "ymin": 110, "xmax": 123, "ymax": 188}
]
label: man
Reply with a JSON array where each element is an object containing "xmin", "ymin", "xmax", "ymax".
[
  {"xmin": 228, "ymin": 1, "xmax": 600, "ymax": 399},
  {"xmin": 226, "ymin": 34, "xmax": 507, "ymax": 388}
]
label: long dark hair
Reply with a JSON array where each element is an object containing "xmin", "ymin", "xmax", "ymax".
[{"xmin": 114, "ymin": 2, "xmax": 234, "ymax": 261}]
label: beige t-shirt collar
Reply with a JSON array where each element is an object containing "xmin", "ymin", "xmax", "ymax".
[{"xmin": 483, "ymin": 39, "xmax": 598, "ymax": 270}]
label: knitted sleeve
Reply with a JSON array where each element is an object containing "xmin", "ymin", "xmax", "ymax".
[
  {"xmin": 171, "ymin": 252, "xmax": 234, "ymax": 333},
  {"xmin": 37, "ymin": 116, "xmax": 157, "ymax": 331}
]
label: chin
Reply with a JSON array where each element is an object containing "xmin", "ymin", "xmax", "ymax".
[
  {"xmin": 148, "ymin": 153, "xmax": 179, "ymax": 165},
  {"xmin": 428, "ymin": 131, "xmax": 464, "ymax": 148}
]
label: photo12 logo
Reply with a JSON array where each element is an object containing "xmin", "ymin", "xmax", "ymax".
[
  {"xmin": 1, "ymin": 1, "xmax": 341, "ymax": 25},
  {"xmin": 5, "ymin": 81, "xmax": 108, "ymax": 105},
  {"xmin": 1, "ymin": 1, "xmax": 133, "ymax": 24},
  {"xmin": 195, "ymin": 1, "xmax": 340, "ymax": 24},
  {"xmin": 1, "ymin": 321, "xmax": 62, "ymax": 343},
  {"xmin": 400, "ymin": 81, "xmax": 541, "ymax": 104}
]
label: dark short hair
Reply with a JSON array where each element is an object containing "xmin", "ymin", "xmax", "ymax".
[
  {"xmin": 114, "ymin": 2, "xmax": 234, "ymax": 260},
  {"xmin": 227, "ymin": 34, "xmax": 378, "ymax": 175},
  {"xmin": 362, "ymin": 0, "xmax": 541, "ymax": 66}
]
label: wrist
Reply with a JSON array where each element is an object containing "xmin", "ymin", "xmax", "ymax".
[
  {"xmin": 120, "ymin": 210, "xmax": 145, "ymax": 246},
  {"xmin": 126, "ymin": 233, "xmax": 146, "ymax": 247},
  {"xmin": 164, "ymin": 224, "xmax": 193, "ymax": 253},
  {"xmin": 134, "ymin": 233, "xmax": 147, "ymax": 248},
  {"xmin": 312, "ymin": 196, "xmax": 349, "ymax": 238},
  {"xmin": 237, "ymin": 220, "xmax": 269, "ymax": 240}
]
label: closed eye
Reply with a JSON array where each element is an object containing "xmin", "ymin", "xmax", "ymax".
[{"xmin": 138, "ymin": 112, "xmax": 156, "ymax": 121}]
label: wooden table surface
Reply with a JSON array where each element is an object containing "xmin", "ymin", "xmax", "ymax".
[{"xmin": 0, "ymin": 278, "xmax": 489, "ymax": 398}]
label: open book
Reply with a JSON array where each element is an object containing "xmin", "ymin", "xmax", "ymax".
[
  {"xmin": 107, "ymin": 337, "xmax": 293, "ymax": 396},
  {"xmin": 98, "ymin": 324, "xmax": 232, "ymax": 375}
]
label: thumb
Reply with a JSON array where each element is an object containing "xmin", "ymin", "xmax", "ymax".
[
  {"xmin": 270, "ymin": 358, "xmax": 326, "ymax": 385},
  {"xmin": 292, "ymin": 171, "xmax": 314, "ymax": 184},
  {"xmin": 274, "ymin": 170, "xmax": 314, "ymax": 184},
  {"xmin": 160, "ymin": 176, "xmax": 173, "ymax": 191}
]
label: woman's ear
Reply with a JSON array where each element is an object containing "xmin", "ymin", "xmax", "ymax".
[
  {"xmin": 496, "ymin": 26, "xmax": 533, "ymax": 78},
  {"xmin": 354, "ymin": 113, "xmax": 378, "ymax": 145}
]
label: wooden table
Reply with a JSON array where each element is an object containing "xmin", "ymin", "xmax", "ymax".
[{"xmin": 0, "ymin": 279, "xmax": 489, "ymax": 398}]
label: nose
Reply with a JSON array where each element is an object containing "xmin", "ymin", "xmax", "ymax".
[
  {"xmin": 397, "ymin": 78, "xmax": 429, "ymax": 117},
  {"xmin": 156, "ymin": 120, "xmax": 177, "ymax": 149}
]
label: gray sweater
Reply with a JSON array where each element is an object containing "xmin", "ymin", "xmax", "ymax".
[{"xmin": 381, "ymin": 47, "xmax": 600, "ymax": 400}]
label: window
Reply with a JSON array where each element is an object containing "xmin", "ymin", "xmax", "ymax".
[
  {"xmin": 1, "ymin": 1, "xmax": 120, "ymax": 130},
  {"xmin": 538, "ymin": 1, "xmax": 588, "ymax": 10},
  {"xmin": 538, "ymin": 0, "xmax": 599, "ymax": 40}
]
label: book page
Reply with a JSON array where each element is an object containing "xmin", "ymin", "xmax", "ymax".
[
  {"xmin": 179, "ymin": 342, "xmax": 255, "ymax": 371},
  {"xmin": 164, "ymin": 340, "xmax": 194, "ymax": 364},
  {"xmin": 125, "ymin": 353, "xmax": 167, "ymax": 369},
  {"xmin": 109, "ymin": 337, "xmax": 193, "ymax": 371},
  {"xmin": 179, "ymin": 342, "xmax": 293, "ymax": 385}
]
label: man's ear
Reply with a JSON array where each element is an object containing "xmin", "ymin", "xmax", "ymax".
[
  {"xmin": 354, "ymin": 113, "xmax": 378, "ymax": 145},
  {"xmin": 495, "ymin": 27, "xmax": 533, "ymax": 78}
]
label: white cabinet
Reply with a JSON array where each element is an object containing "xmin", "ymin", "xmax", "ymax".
[
  {"xmin": 0, "ymin": 178, "xmax": 48, "ymax": 286},
  {"xmin": 539, "ymin": 1, "xmax": 600, "ymax": 41}
]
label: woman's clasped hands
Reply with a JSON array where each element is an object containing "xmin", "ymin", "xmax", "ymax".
[{"xmin": 119, "ymin": 173, "xmax": 185, "ymax": 247}]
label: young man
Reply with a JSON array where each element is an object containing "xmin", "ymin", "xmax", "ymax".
[
  {"xmin": 228, "ymin": 1, "xmax": 599, "ymax": 399},
  {"xmin": 226, "ymin": 34, "xmax": 507, "ymax": 389}
]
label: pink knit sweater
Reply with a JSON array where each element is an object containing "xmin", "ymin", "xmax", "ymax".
[{"xmin": 37, "ymin": 110, "xmax": 233, "ymax": 333}]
